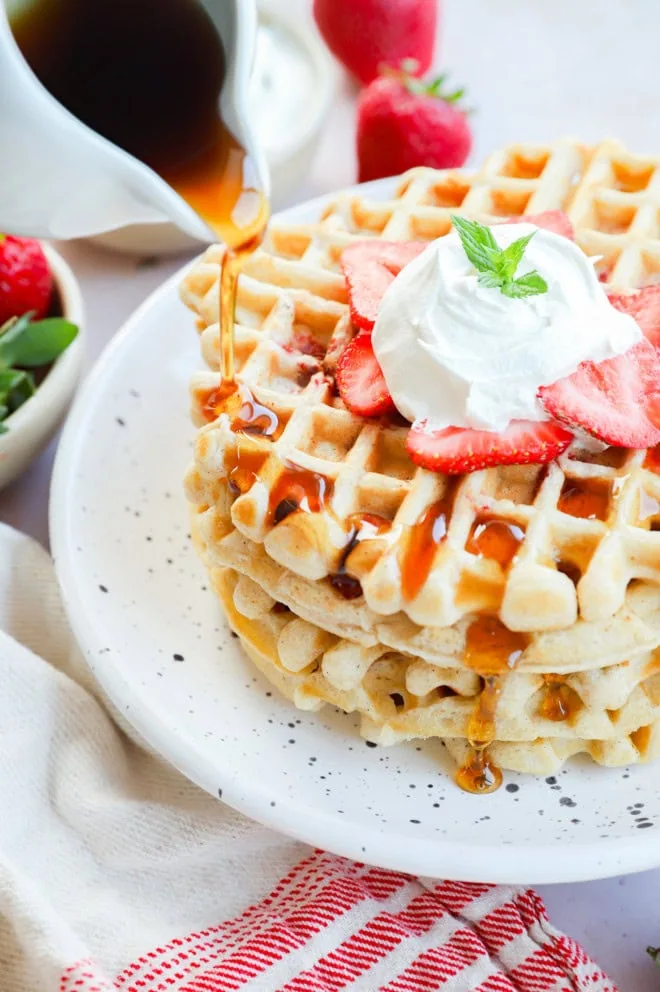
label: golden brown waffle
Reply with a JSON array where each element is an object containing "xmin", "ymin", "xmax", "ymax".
[
  {"xmin": 214, "ymin": 567, "xmax": 660, "ymax": 776},
  {"xmin": 181, "ymin": 136, "xmax": 660, "ymax": 783},
  {"xmin": 191, "ymin": 513, "xmax": 660, "ymax": 674}
]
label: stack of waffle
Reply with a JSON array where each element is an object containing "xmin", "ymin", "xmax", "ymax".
[{"xmin": 181, "ymin": 138, "xmax": 660, "ymax": 785}]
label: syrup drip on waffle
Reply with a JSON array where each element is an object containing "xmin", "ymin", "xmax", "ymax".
[
  {"xmin": 456, "ymin": 615, "xmax": 529, "ymax": 794},
  {"xmin": 401, "ymin": 483, "xmax": 457, "ymax": 602},
  {"xmin": 558, "ymin": 478, "xmax": 611, "ymax": 521},
  {"xmin": 539, "ymin": 676, "xmax": 583, "ymax": 723},
  {"xmin": 466, "ymin": 518, "xmax": 525, "ymax": 568},
  {"xmin": 330, "ymin": 513, "xmax": 392, "ymax": 600},
  {"xmin": 644, "ymin": 444, "xmax": 660, "ymax": 474}
]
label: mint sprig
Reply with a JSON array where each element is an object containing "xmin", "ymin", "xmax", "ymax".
[{"xmin": 451, "ymin": 215, "xmax": 548, "ymax": 300}]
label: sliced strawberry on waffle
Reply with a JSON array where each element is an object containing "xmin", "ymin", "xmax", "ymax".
[
  {"xmin": 341, "ymin": 212, "xmax": 574, "ymax": 331},
  {"xmin": 340, "ymin": 240, "xmax": 426, "ymax": 332},
  {"xmin": 539, "ymin": 339, "xmax": 660, "ymax": 449},
  {"xmin": 406, "ymin": 419, "xmax": 573, "ymax": 474},
  {"xmin": 336, "ymin": 331, "xmax": 395, "ymax": 417},
  {"xmin": 608, "ymin": 286, "xmax": 660, "ymax": 349}
]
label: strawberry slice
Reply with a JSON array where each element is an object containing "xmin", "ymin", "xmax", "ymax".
[
  {"xmin": 406, "ymin": 419, "xmax": 573, "ymax": 474},
  {"xmin": 608, "ymin": 286, "xmax": 660, "ymax": 349},
  {"xmin": 539, "ymin": 339, "xmax": 660, "ymax": 449},
  {"xmin": 336, "ymin": 331, "xmax": 395, "ymax": 417},
  {"xmin": 509, "ymin": 210, "xmax": 575, "ymax": 241},
  {"xmin": 340, "ymin": 240, "xmax": 426, "ymax": 331}
]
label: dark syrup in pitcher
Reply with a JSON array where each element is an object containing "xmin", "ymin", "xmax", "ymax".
[{"xmin": 11, "ymin": 0, "xmax": 269, "ymax": 386}]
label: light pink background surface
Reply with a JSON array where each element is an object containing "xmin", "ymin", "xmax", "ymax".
[{"xmin": 1, "ymin": 2, "xmax": 659, "ymax": 986}]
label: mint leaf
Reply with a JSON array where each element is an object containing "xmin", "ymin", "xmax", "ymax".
[
  {"xmin": 497, "ymin": 231, "xmax": 537, "ymax": 281},
  {"xmin": 477, "ymin": 270, "xmax": 503, "ymax": 289},
  {"xmin": 451, "ymin": 215, "xmax": 499, "ymax": 272},
  {"xmin": 648, "ymin": 947, "xmax": 660, "ymax": 967},
  {"xmin": 502, "ymin": 271, "xmax": 549, "ymax": 299},
  {"xmin": 451, "ymin": 215, "xmax": 548, "ymax": 300},
  {"xmin": 0, "ymin": 316, "xmax": 78, "ymax": 368}
]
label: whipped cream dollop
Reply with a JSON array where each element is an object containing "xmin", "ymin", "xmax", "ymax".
[{"xmin": 372, "ymin": 223, "xmax": 642, "ymax": 431}]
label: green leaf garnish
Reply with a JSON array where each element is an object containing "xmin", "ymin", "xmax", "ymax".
[
  {"xmin": 0, "ymin": 315, "xmax": 78, "ymax": 368},
  {"xmin": 648, "ymin": 947, "xmax": 660, "ymax": 967},
  {"xmin": 5, "ymin": 369, "xmax": 35, "ymax": 412},
  {"xmin": 0, "ymin": 310, "xmax": 78, "ymax": 435},
  {"xmin": 451, "ymin": 215, "xmax": 548, "ymax": 300}
]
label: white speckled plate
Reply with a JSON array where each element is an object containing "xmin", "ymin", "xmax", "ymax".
[{"xmin": 50, "ymin": 185, "xmax": 660, "ymax": 884}]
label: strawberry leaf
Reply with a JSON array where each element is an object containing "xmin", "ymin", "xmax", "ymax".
[{"xmin": 396, "ymin": 64, "xmax": 468, "ymax": 107}]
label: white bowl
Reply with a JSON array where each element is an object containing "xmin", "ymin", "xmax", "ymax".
[{"xmin": 0, "ymin": 244, "xmax": 85, "ymax": 490}]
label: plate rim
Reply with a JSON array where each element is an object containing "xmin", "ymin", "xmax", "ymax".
[{"xmin": 50, "ymin": 181, "xmax": 660, "ymax": 884}]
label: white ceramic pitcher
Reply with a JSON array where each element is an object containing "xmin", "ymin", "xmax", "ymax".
[{"xmin": 0, "ymin": 0, "xmax": 269, "ymax": 242}]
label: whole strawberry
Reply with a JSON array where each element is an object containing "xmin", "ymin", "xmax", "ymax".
[
  {"xmin": 0, "ymin": 235, "xmax": 53, "ymax": 326},
  {"xmin": 357, "ymin": 66, "xmax": 472, "ymax": 183},
  {"xmin": 313, "ymin": 0, "xmax": 438, "ymax": 86}
]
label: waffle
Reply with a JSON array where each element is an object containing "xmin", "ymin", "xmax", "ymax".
[
  {"xmin": 181, "ymin": 137, "xmax": 660, "ymax": 785},
  {"xmin": 213, "ymin": 566, "xmax": 660, "ymax": 776}
]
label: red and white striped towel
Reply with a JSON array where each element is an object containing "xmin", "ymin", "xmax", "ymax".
[
  {"xmin": 0, "ymin": 525, "xmax": 618, "ymax": 992},
  {"xmin": 58, "ymin": 852, "xmax": 616, "ymax": 992}
]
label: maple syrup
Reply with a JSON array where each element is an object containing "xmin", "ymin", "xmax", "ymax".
[
  {"xmin": 455, "ymin": 675, "xmax": 503, "ymax": 795},
  {"xmin": 463, "ymin": 615, "xmax": 529, "ymax": 677},
  {"xmin": 466, "ymin": 518, "xmax": 525, "ymax": 569},
  {"xmin": 644, "ymin": 445, "xmax": 660, "ymax": 475},
  {"xmin": 539, "ymin": 676, "xmax": 583, "ymax": 723},
  {"xmin": 11, "ymin": 0, "xmax": 269, "ymax": 390},
  {"xmin": 199, "ymin": 381, "xmax": 281, "ymax": 438},
  {"xmin": 558, "ymin": 479, "xmax": 610, "ymax": 521},
  {"xmin": 456, "ymin": 616, "xmax": 529, "ymax": 794},
  {"xmin": 400, "ymin": 483, "xmax": 457, "ymax": 602},
  {"xmin": 266, "ymin": 465, "xmax": 332, "ymax": 527},
  {"xmin": 329, "ymin": 513, "xmax": 391, "ymax": 600},
  {"xmin": 223, "ymin": 446, "xmax": 268, "ymax": 498}
]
